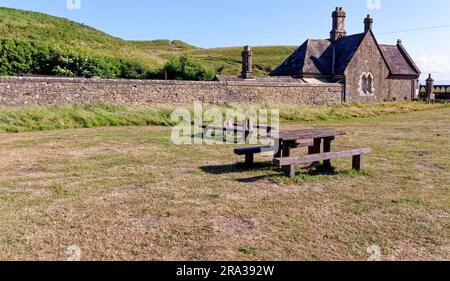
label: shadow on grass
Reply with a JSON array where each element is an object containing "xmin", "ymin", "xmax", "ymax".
[
  {"xmin": 200, "ymin": 162, "xmax": 372, "ymax": 184},
  {"xmin": 234, "ymin": 164, "xmax": 338, "ymax": 184},
  {"xmin": 199, "ymin": 162, "xmax": 274, "ymax": 175}
]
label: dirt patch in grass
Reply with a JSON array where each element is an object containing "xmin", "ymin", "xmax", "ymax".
[
  {"xmin": 416, "ymin": 161, "xmax": 445, "ymax": 171},
  {"xmin": 214, "ymin": 217, "xmax": 260, "ymax": 236}
]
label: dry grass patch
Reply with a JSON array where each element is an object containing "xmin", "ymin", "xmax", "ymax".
[{"xmin": 0, "ymin": 108, "xmax": 448, "ymax": 260}]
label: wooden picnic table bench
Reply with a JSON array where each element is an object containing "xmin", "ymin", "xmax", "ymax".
[
  {"xmin": 234, "ymin": 146, "xmax": 274, "ymax": 167},
  {"xmin": 234, "ymin": 129, "xmax": 344, "ymax": 167},
  {"xmin": 274, "ymin": 148, "xmax": 372, "ymax": 177},
  {"xmin": 233, "ymin": 128, "xmax": 370, "ymax": 177}
]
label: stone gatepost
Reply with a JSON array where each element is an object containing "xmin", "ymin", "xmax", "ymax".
[
  {"xmin": 425, "ymin": 74, "xmax": 434, "ymax": 101},
  {"xmin": 241, "ymin": 46, "xmax": 254, "ymax": 80}
]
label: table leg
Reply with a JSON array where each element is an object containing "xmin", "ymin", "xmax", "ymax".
[
  {"xmin": 282, "ymin": 165, "xmax": 295, "ymax": 178},
  {"xmin": 282, "ymin": 141, "xmax": 291, "ymax": 157},
  {"xmin": 312, "ymin": 138, "xmax": 322, "ymax": 154},
  {"xmin": 309, "ymin": 138, "xmax": 322, "ymax": 165},
  {"xmin": 323, "ymin": 137, "xmax": 333, "ymax": 169},
  {"xmin": 352, "ymin": 155, "xmax": 362, "ymax": 170},
  {"xmin": 245, "ymin": 153, "xmax": 254, "ymax": 167}
]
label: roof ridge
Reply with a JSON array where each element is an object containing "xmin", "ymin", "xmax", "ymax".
[
  {"xmin": 396, "ymin": 43, "xmax": 421, "ymax": 74},
  {"xmin": 302, "ymin": 39, "xmax": 310, "ymax": 75}
]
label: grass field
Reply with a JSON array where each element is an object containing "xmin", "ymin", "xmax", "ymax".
[
  {"xmin": 0, "ymin": 106, "xmax": 448, "ymax": 260},
  {"xmin": 0, "ymin": 101, "xmax": 447, "ymax": 133}
]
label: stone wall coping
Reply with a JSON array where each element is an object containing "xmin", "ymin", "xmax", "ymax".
[{"xmin": 0, "ymin": 76, "xmax": 342, "ymax": 88}]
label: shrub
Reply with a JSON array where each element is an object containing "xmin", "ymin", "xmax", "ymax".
[
  {"xmin": 0, "ymin": 37, "xmax": 216, "ymax": 80},
  {"xmin": 0, "ymin": 37, "xmax": 154, "ymax": 79},
  {"xmin": 162, "ymin": 54, "xmax": 215, "ymax": 81}
]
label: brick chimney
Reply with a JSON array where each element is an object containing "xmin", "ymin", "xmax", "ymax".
[
  {"xmin": 364, "ymin": 15, "xmax": 373, "ymax": 33},
  {"xmin": 330, "ymin": 7, "xmax": 347, "ymax": 42},
  {"xmin": 241, "ymin": 46, "xmax": 254, "ymax": 79}
]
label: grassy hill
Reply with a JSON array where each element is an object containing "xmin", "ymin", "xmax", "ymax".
[
  {"xmin": 0, "ymin": 7, "xmax": 161, "ymax": 67},
  {"xmin": 0, "ymin": 7, "xmax": 296, "ymax": 78}
]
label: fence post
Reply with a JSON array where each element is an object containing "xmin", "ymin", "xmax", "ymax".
[{"xmin": 425, "ymin": 74, "xmax": 434, "ymax": 101}]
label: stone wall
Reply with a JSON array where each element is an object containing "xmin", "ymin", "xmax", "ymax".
[
  {"xmin": 0, "ymin": 76, "xmax": 342, "ymax": 107},
  {"xmin": 387, "ymin": 78, "xmax": 415, "ymax": 101}
]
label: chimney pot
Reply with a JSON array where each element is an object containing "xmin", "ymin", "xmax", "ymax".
[
  {"xmin": 330, "ymin": 7, "xmax": 347, "ymax": 41},
  {"xmin": 364, "ymin": 15, "xmax": 373, "ymax": 33}
]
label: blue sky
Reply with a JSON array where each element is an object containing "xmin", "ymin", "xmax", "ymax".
[{"xmin": 1, "ymin": 0, "xmax": 450, "ymax": 82}]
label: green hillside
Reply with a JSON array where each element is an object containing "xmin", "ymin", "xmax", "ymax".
[
  {"xmin": 186, "ymin": 46, "xmax": 297, "ymax": 76},
  {"xmin": 0, "ymin": 7, "xmax": 296, "ymax": 78},
  {"xmin": 0, "ymin": 7, "xmax": 162, "ymax": 67}
]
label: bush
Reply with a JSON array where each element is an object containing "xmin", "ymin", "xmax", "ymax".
[
  {"xmin": 0, "ymin": 37, "xmax": 154, "ymax": 79},
  {"xmin": 0, "ymin": 37, "xmax": 216, "ymax": 81},
  {"xmin": 162, "ymin": 54, "xmax": 215, "ymax": 81}
]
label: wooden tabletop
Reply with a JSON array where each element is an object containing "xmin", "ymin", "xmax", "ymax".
[{"xmin": 277, "ymin": 129, "xmax": 346, "ymax": 141}]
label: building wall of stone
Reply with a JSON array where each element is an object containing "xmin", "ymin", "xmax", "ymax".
[
  {"xmin": 0, "ymin": 77, "xmax": 343, "ymax": 107},
  {"xmin": 344, "ymin": 32, "xmax": 390, "ymax": 103},
  {"xmin": 344, "ymin": 32, "xmax": 415, "ymax": 102},
  {"xmin": 387, "ymin": 78, "xmax": 416, "ymax": 101}
]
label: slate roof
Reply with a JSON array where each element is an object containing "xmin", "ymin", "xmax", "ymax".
[
  {"xmin": 270, "ymin": 40, "xmax": 330, "ymax": 76},
  {"xmin": 379, "ymin": 44, "xmax": 420, "ymax": 76},
  {"xmin": 271, "ymin": 32, "xmax": 420, "ymax": 77},
  {"xmin": 333, "ymin": 33, "xmax": 366, "ymax": 74}
]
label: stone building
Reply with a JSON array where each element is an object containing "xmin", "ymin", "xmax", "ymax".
[
  {"xmin": 271, "ymin": 7, "xmax": 421, "ymax": 102},
  {"xmin": 220, "ymin": 7, "xmax": 421, "ymax": 103}
]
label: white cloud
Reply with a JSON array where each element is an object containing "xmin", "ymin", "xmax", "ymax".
[{"xmin": 416, "ymin": 54, "xmax": 450, "ymax": 82}]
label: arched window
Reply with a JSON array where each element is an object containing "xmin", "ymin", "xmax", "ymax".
[
  {"xmin": 359, "ymin": 72, "xmax": 374, "ymax": 96},
  {"xmin": 367, "ymin": 74, "xmax": 373, "ymax": 94},
  {"xmin": 362, "ymin": 74, "xmax": 368, "ymax": 93}
]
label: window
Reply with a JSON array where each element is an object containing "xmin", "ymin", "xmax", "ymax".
[{"xmin": 359, "ymin": 72, "xmax": 374, "ymax": 96}]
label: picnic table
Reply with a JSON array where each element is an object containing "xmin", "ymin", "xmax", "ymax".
[
  {"xmin": 232, "ymin": 128, "xmax": 371, "ymax": 177},
  {"xmin": 275, "ymin": 129, "xmax": 346, "ymax": 168}
]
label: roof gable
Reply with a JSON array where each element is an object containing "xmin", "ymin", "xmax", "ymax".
[{"xmin": 379, "ymin": 44, "xmax": 421, "ymax": 76}]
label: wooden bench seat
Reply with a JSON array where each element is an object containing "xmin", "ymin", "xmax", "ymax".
[
  {"xmin": 234, "ymin": 146, "xmax": 274, "ymax": 166},
  {"xmin": 274, "ymin": 148, "xmax": 372, "ymax": 177},
  {"xmin": 234, "ymin": 141, "xmax": 314, "ymax": 167}
]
